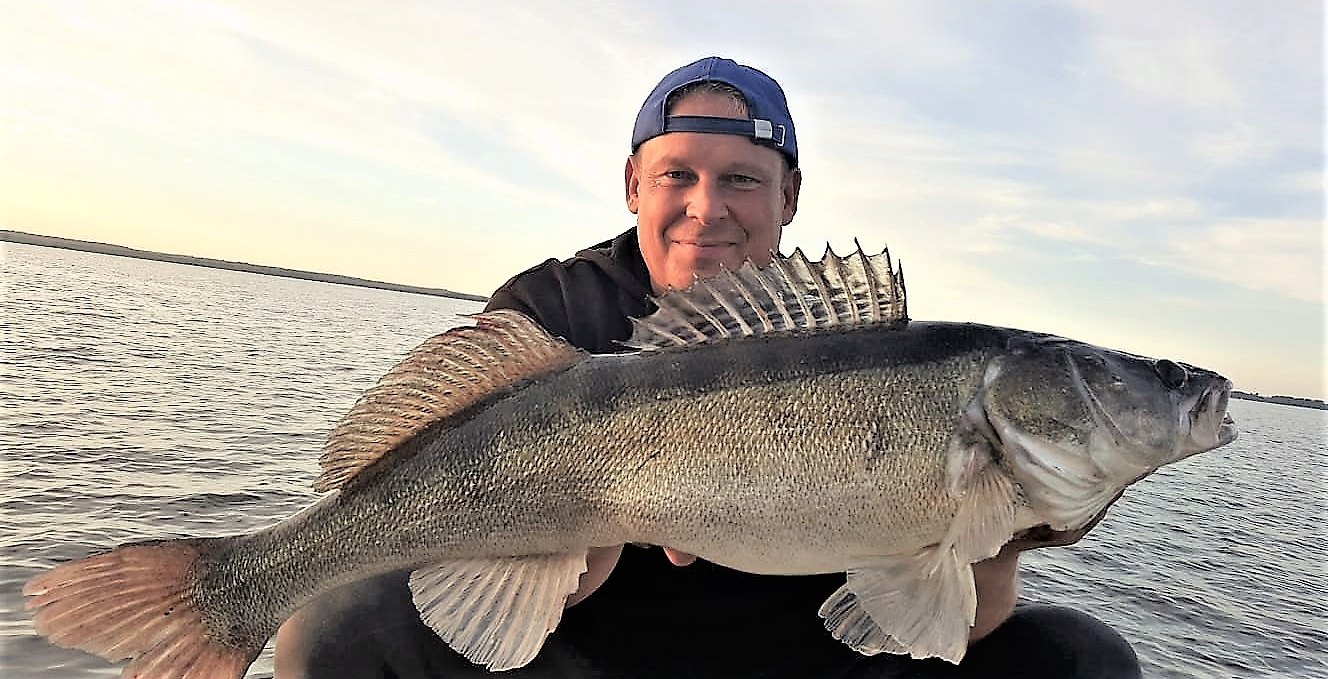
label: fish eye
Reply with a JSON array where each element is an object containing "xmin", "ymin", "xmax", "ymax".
[{"xmin": 1154, "ymin": 359, "xmax": 1188, "ymax": 390}]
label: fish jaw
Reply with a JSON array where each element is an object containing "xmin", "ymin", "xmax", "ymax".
[
  {"xmin": 1178, "ymin": 377, "xmax": 1238, "ymax": 458},
  {"xmin": 977, "ymin": 336, "xmax": 1240, "ymax": 531}
]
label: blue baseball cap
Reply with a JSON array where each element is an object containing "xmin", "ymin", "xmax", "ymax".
[{"xmin": 631, "ymin": 56, "xmax": 798, "ymax": 168}]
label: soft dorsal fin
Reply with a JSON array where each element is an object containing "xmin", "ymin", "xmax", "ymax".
[
  {"xmin": 623, "ymin": 242, "xmax": 907, "ymax": 351},
  {"xmin": 315, "ymin": 310, "xmax": 584, "ymax": 492}
]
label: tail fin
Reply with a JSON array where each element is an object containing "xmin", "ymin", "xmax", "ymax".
[{"xmin": 24, "ymin": 537, "xmax": 261, "ymax": 679}]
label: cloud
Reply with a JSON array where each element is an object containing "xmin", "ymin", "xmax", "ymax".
[{"xmin": 1148, "ymin": 220, "xmax": 1324, "ymax": 303}]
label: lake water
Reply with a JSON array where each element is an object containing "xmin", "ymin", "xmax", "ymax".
[{"xmin": 2, "ymin": 242, "xmax": 1324, "ymax": 678}]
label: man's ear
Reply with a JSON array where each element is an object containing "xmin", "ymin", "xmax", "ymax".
[
  {"xmin": 781, "ymin": 167, "xmax": 802, "ymax": 225},
  {"xmin": 625, "ymin": 155, "xmax": 641, "ymax": 214}
]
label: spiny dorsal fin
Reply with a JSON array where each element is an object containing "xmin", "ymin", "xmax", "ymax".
[
  {"xmin": 315, "ymin": 310, "xmax": 584, "ymax": 492},
  {"xmin": 623, "ymin": 242, "xmax": 907, "ymax": 351}
]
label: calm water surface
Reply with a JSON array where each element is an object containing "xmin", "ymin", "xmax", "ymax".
[{"xmin": 2, "ymin": 243, "xmax": 1324, "ymax": 678}]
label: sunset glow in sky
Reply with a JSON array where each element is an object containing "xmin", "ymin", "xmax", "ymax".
[{"xmin": 2, "ymin": 1, "xmax": 1323, "ymax": 399}]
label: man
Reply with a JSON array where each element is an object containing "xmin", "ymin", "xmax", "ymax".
[{"xmin": 276, "ymin": 56, "xmax": 1142, "ymax": 678}]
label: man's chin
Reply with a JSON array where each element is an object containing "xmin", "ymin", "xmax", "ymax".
[
  {"xmin": 656, "ymin": 247, "xmax": 752, "ymax": 291},
  {"xmin": 684, "ymin": 246, "xmax": 748, "ymax": 269},
  {"xmin": 683, "ymin": 261, "xmax": 735, "ymax": 283},
  {"xmin": 657, "ymin": 264, "xmax": 726, "ymax": 292}
]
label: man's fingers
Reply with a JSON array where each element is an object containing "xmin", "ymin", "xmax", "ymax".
[
  {"xmin": 1011, "ymin": 486, "xmax": 1132, "ymax": 551},
  {"xmin": 566, "ymin": 545, "xmax": 623, "ymax": 608},
  {"xmin": 663, "ymin": 548, "xmax": 697, "ymax": 566}
]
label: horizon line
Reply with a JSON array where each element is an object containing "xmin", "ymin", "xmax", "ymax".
[{"xmin": 2, "ymin": 230, "xmax": 490, "ymax": 303}]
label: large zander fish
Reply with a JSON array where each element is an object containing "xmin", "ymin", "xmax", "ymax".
[{"xmin": 25, "ymin": 245, "xmax": 1237, "ymax": 677}]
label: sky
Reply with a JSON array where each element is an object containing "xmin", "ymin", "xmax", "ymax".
[{"xmin": 1, "ymin": 1, "xmax": 1323, "ymax": 400}]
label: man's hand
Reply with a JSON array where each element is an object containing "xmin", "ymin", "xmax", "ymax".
[
  {"xmin": 565, "ymin": 545, "xmax": 623, "ymax": 608},
  {"xmin": 970, "ymin": 484, "xmax": 1131, "ymax": 641},
  {"xmin": 663, "ymin": 547, "xmax": 697, "ymax": 566},
  {"xmin": 1005, "ymin": 484, "xmax": 1129, "ymax": 553},
  {"xmin": 564, "ymin": 545, "xmax": 695, "ymax": 609}
]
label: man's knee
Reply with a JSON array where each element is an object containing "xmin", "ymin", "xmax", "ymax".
[
  {"xmin": 275, "ymin": 571, "xmax": 420, "ymax": 679},
  {"xmin": 977, "ymin": 603, "xmax": 1142, "ymax": 678}
]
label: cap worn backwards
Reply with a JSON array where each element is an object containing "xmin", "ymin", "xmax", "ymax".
[{"xmin": 631, "ymin": 56, "xmax": 798, "ymax": 168}]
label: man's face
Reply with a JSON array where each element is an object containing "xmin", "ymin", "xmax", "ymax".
[{"xmin": 626, "ymin": 92, "xmax": 801, "ymax": 294}]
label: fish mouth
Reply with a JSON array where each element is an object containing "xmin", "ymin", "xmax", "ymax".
[
  {"xmin": 1063, "ymin": 354, "xmax": 1236, "ymax": 464},
  {"xmin": 1185, "ymin": 379, "xmax": 1238, "ymax": 453}
]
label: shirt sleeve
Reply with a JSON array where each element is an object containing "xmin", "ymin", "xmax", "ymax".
[
  {"xmin": 483, "ymin": 260, "xmax": 585, "ymax": 349},
  {"xmin": 483, "ymin": 262, "xmax": 646, "ymax": 353}
]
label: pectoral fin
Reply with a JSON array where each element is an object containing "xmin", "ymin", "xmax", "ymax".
[
  {"xmin": 831, "ymin": 547, "xmax": 976, "ymax": 664},
  {"xmin": 949, "ymin": 397, "xmax": 1021, "ymax": 562},
  {"xmin": 408, "ymin": 552, "xmax": 588, "ymax": 671},
  {"xmin": 818, "ymin": 584, "xmax": 910, "ymax": 656},
  {"xmin": 822, "ymin": 465, "xmax": 1019, "ymax": 664}
]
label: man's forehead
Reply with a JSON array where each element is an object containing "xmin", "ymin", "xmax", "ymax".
[
  {"xmin": 670, "ymin": 90, "xmax": 748, "ymax": 118},
  {"xmin": 636, "ymin": 134, "xmax": 785, "ymax": 174},
  {"xmin": 638, "ymin": 92, "xmax": 782, "ymax": 171}
]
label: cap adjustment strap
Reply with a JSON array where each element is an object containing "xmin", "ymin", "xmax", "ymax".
[{"xmin": 662, "ymin": 115, "xmax": 786, "ymax": 149}]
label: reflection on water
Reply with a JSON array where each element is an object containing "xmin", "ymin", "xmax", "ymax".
[{"xmin": 2, "ymin": 243, "xmax": 1324, "ymax": 678}]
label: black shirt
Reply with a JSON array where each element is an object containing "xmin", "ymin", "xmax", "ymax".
[{"xmin": 486, "ymin": 229, "xmax": 655, "ymax": 353}]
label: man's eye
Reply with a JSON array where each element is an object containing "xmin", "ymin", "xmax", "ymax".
[
  {"xmin": 727, "ymin": 174, "xmax": 761, "ymax": 187},
  {"xmin": 657, "ymin": 170, "xmax": 693, "ymax": 184}
]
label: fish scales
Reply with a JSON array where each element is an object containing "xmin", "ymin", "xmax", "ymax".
[
  {"xmin": 202, "ymin": 330, "xmax": 979, "ymax": 646},
  {"xmin": 23, "ymin": 245, "xmax": 1237, "ymax": 675},
  {"xmin": 572, "ymin": 326, "xmax": 1009, "ymax": 568},
  {"xmin": 205, "ymin": 322, "xmax": 998, "ymax": 587}
]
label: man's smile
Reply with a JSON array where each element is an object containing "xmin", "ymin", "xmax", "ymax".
[{"xmin": 671, "ymin": 239, "xmax": 740, "ymax": 250}]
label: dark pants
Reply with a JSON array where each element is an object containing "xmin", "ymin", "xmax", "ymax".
[{"xmin": 278, "ymin": 571, "xmax": 1142, "ymax": 679}]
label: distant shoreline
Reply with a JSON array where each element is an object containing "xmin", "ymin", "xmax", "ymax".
[
  {"xmin": 2, "ymin": 230, "xmax": 488, "ymax": 302},
  {"xmin": 1230, "ymin": 391, "xmax": 1327, "ymax": 411}
]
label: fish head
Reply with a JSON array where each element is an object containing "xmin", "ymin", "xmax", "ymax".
[{"xmin": 980, "ymin": 333, "xmax": 1238, "ymax": 487}]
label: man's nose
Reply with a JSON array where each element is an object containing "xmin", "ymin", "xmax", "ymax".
[{"xmin": 685, "ymin": 180, "xmax": 728, "ymax": 225}]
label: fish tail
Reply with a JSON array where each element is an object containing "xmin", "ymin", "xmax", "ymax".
[{"xmin": 23, "ymin": 537, "xmax": 260, "ymax": 679}]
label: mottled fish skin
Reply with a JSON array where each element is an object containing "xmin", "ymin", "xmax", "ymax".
[
  {"xmin": 23, "ymin": 245, "xmax": 1238, "ymax": 676},
  {"xmin": 199, "ymin": 320, "xmax": 1231, "ymax": 596},
  {"xmin": 208, "ymin": 322, "xmax": 1012, "ymax": 592}
]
